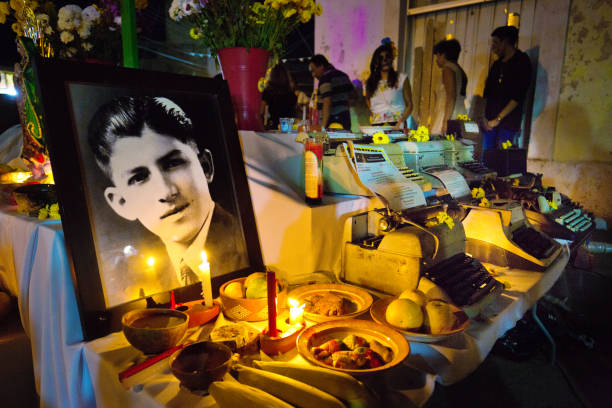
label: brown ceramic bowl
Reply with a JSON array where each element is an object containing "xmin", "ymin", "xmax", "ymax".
[
  {"xmin": 219, "ymin": 277, "xmax": 287, "ymax": 321},
  {"xmin": 170, "ymin": 341, "xmax": 233, "ymax": 391},
  {"xmin": 121, "ymin": 308, "xmax": 189, "ymax": 355}
]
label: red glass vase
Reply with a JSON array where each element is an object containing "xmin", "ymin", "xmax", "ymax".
[{"xmin": 218, "ymin": 47, "xmax": 269, "ymax": 131}]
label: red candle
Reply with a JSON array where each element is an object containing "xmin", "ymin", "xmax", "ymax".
[
  {"xmin": 266, "ymin": 270, "xmax": 278, "ymax": 337},
  {"xmin": 170, "ymin": 290, "xmax": 175, "ymax": 309}
]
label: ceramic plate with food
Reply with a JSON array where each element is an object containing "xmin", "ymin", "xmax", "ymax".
[
  {"xmin": 288, "ymin": 283, "xmax": 373, "ymax": 322},
  {"xmin": 370, "ymin": 297, "xmax": 469, "ymax": 343},
  {"xmin": 296, "ymin": 319, "xmax": 409, "ymax": 375}
]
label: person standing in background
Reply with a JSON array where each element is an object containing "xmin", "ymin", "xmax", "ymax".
[
  {"xmin": 308, "ymin": 54, "xmax": 354, "ymax": 130},
  {"xmin": 483, "ymin": 25, "xmax": 532, "ymax": 151},
  {"xmin": 430, "ymin": 39, "xmax": 468, "ymax": 135},
  {"xmin": 365, "ymin": 40, "xmax": 413, "ymax": 130},
  {"xmin": 260, "ymin": 63, "xmax": 298, "ymax": 130}
]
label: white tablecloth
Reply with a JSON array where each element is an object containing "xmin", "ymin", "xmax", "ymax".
[
  {"xmin": 0, "ymin": 211, "xmax": 95, "ymax": 408},
  {"xmin": 0, "ymin": 131, "xmax": 569, "ymax": 408}
]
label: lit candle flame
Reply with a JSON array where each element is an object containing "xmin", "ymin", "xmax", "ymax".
[
  {"xmin": 146, "ymin": 256, "xmax": 155, "ymax": 267},
  {"xmin": 288, "ymin": 298, "xmax": 305, "ymax": 325},
  {"xmin": 199, "ymin": 251, "xmax": 213, "ymax": 307}
]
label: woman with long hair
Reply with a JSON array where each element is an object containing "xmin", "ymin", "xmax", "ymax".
[
  {"xmin": 260, "ymin": 63, "xmax": 298, "ymax": 130},
  {"xmin": 430, "ymin": 39, "xmax": 468, "ymax": 135},
  {"xmin": 365, "ymin": 40, "xmax": 413, "ymax": 130}
]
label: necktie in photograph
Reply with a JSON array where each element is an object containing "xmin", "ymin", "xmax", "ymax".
[{"xmin": 180, "ymin": 261, "xmax": 199, "ymax": 286}]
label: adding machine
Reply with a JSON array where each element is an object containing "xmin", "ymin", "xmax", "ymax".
[
  {"xmin": 396, "ymin": 140, "xmax": 472, "ymax": 199},
  {"xmin": 342, "ymin": 205, "xmax": 503, "ymax": 316}
]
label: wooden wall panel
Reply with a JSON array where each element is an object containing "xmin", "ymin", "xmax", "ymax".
[
  {"xmin": 518, "ymin": 0, "xmax": 536, "ymax": 51},
  {"xmin": 404, "ymin": 0, "xmax": 570, "ymax": 151},
  {"xmin": 412, "ymin": 47, "xmax": 424, "ymax": 122},
  {"xmin": 427, "ymin": 12, "xmax": 448, "ymax": 127},
  {"xmin": 472, "ymin": 2, "xmax": 495, "ymax": 97},
  {"xmin": 420, "ymin": 18, "xmax": 434, "ymax": 126},
  {"xmin": 527, "ymin": 0, "xmax": 571, "ymax": 159},
  {"xmin": 463, "ymin": 6, "xmax": 481, "ymax": 106}
]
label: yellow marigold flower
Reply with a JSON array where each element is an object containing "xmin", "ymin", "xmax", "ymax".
[
  {"xmin": 471, "ymin": 187, "xmax": 485, "ymax": 199},
  {"xmin": 48, "ymin": 203, "xmax": 60, "ymax": 219},
  {"xmin": 271, "ymin": 1, "xmax": 280, "ymax": 10},
  {"xmin": 372, "ymin": 132, "xmax": 389, "ymax": 144},
  {"xmin": 189, "ymin": 27, "xmax": 202, "ymax": 39},
  {"xmin": 479, "ymin": 197, "xmax": 491, "ymax": 208},
  {"xmin": 314, "ymin": 3, "xmax": 322, "ymax": 15},
  {"xmin": 10, "ymin": 0, "xmax": 22, "ymax": 12},
  {"xmin": 502, "ymin": 140, "xmax": 512, "ymax": 149},
  {"xmin": 11, "ymin": 21, "xmax": 20, "ymax": 34},
  {"xmin": 0, "ymin": 2, "xmax": 9, "ymax": 25},
  {"xmin": 300, "ymin": 8, "xmax": 312, "ymax": 23},
  {"xmin": 38, "ymin": 206, "xmax": 48, "ymax": 220},
  {"xmin": 283, "ymin": 8, "xmax": 296, "ymax": 18},
  {"xmin": 425, "ymin": 212, "xmax": 454, "ymax": 229}
]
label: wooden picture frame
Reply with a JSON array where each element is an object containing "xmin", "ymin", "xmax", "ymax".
[{"xmin": 34, "ymin": 58, "xmax": 264, "ymax": 340}]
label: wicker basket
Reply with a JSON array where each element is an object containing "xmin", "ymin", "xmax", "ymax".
[{"xmin": 219, "ymin": 277, "xmax": 287, "ymax": 322}]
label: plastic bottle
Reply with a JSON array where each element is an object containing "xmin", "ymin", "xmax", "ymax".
[{"xmin": 304, "ymin": 137, "xmax": 323, "ymax": 205}]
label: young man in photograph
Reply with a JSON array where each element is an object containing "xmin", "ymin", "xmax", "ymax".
[{"xmin": 88, "ymin": 96, "xmax": 247, "ymax": 289}]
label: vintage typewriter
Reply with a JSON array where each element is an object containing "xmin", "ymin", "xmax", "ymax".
[
  {"xmin": 322, "ymin": 142, "xmax": 434, "ymax": 196},
  {"xmin": 462, "ymin": 199, "xmax": 563, "ymax": 271},
  {"xmin": 396, "ymin": 140, "xmax": 473, "ymax": 199},
  {"xmin": 376, "ymin": 143, "xmax": 432, "ymax": 190},
  {"xmin": 446, "ymin": 120, "xmax": 496, "ymax": 184},
  {"xmin": 482, "ymin": 175, "xmax": 594, "ymax": 250},
  {"xmin": 342, "ymin": 205, "xmax": 503, "ymax": 316}
]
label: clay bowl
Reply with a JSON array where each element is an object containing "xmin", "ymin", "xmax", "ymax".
[
  {"xmin": 121, "ymin": 308, "xmax": 189, "ymax": 355},
  {"xmin": 219, "ymin": 277, "xmax": 287, "ymax": 322},
  {"xmin": 170, "ymin": 341, "xmax": 233, "ymax": 391}
]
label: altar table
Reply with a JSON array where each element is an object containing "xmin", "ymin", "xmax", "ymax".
[{"xmin": 0, "ymin": 131, "xmax": 569, "ymax": 408}]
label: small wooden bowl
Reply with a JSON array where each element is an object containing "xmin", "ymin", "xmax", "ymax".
[
  {"xmin": 219, "ymin": 277, "xmax": 287, "ymax": 322},
  {"xmin": 122, "ymin": 308, "xmax": 189, "ymax": 355},
  {"xmin": 260, "ymin": 319, "xmax": 305, "ymax": 356},
  {"xmin": 170, "ymin": 341, "xmax": 232, "ymax": 391},
  {"xmin": 175, "ymin": 300, "xmax": 220, "ymax": 328}
]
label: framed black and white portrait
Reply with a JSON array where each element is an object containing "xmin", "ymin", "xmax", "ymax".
[{"xmin": 34, "ymin": 58, "xmax": 263, "ymax": 340}]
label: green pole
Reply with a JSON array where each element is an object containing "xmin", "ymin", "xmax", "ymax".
[{"xmin": 120, "ymin": 0, "xmax": 139, "ymax": 68}]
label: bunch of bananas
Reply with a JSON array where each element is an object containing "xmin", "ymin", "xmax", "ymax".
[{"xmin": 209, "ymin": 361, "xmax": 378, "ymax": 408}]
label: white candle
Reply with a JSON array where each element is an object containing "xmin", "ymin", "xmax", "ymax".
[
  {"xmin": 199, "ymin": 251, "xmax": 213, "ymax": 307},
  {"xmin": 288, "ymin": 298, "xmax": 305, "ymax": 325}
]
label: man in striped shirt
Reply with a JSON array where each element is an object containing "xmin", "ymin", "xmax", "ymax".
[{"xmin": 309, "ymin": 55, "xmax": 355, "ymax": 130}]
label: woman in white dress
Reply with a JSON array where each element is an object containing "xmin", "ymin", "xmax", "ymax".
[
  {"xmin": 365, "ymin": 41, "xmax": 413, "ymax": 130},
  {"xmin": 431, "ymin": 39, "xmax": 468, "ymax": 135}
]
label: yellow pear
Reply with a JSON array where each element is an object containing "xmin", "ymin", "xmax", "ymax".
[
  {"xmin": 224, "ymin": 281, "xmax": 244, "ymax": 298},
  {"xmin": 398, "ymin": 289, "xmax": 427, "ymax": 308},
  {"xmin": 417, "ymin": 277, "xmax": 452, "ymax": 303},
  {"xmin": 385, "ymin": 298, "xmax": 423, "ymax": 330},
  {"xmin": 423, "ymin": 300, "xmax": 455, "ymax": 334}
]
